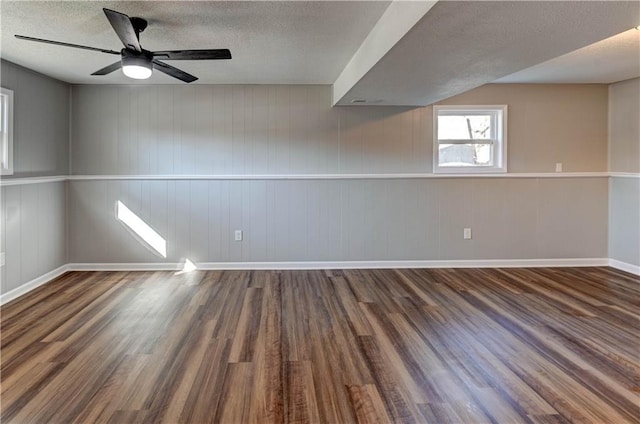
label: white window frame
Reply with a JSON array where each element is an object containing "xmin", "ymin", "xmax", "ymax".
[
  {"xmin": 1, "ymin": 87, "xmax": 14, "ymax": 176},
  {"xmin": 433, "ymin": 105, "xmax": 507, "ymax": 174}
]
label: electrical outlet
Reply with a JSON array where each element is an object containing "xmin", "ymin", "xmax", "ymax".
[
  {"xmin": 555, "ymin": 162, "xmax": 563, "ymax": 172},
  {"xmin": 463, "ymin": 228, "xmax": 472, "ymax": 240},
  {"xmin": 234, "ymin": 230, "xmax": 243, "ymax": 241}
]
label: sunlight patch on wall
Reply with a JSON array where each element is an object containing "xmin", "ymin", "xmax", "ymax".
[{"xmin": 116, "ymin": 200, "xmax": 167, "ymax": 258}]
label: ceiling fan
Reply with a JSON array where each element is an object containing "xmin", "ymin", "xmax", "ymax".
[{"xmin": 14, "ymin": 8, "xmax": 231, "ymax": 83}]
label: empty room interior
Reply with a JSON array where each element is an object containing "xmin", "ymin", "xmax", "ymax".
[{"xmin": 1, "ymin": 1, "xmax": 639, "ymax": 423}]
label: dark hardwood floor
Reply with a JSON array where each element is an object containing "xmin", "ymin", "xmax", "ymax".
[{"xmin": 1, "ymin": 267, "xmax": 639, "ymax": 423}]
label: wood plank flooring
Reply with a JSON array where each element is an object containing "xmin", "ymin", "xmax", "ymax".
[{"xmin": 1, "ymin": 267, "xmax": 639, "ymax": 423}]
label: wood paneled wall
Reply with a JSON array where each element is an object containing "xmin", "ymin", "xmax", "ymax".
[
  {"xmin": 0, "ymin": 61, "xmax": 69, "ymax": 296},
  {"xmin": 68, "ymin": 178, "xmax": 608, "ymax": 264},
  {"xmin": 1, "ymin": 60, "xmax": 69, "ymax": 178},
  {"xmin": 67, "ymin": 84, "xmax": 611, "ymax": 265},
  {"xmin": 608, "ymin": 77, "xmax": 640, "ymax": 268},
  {"xmin": 1, "ymin": 182, "xmax": 67, "ymax": 293},
  {"xmin": 71, "ymin": 84, "xmax": 608, "ymax": 176},
  {"xmin": 65, "ymin": 84, "xmax": 612, "ymax": 265},
  {"xmin": 72, "ymin": 85, "xmax": 428, "ymax": 175}
]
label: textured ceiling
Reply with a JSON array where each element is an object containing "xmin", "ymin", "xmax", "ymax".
[
  {"xmin": 0, "ymin": 1, "xmax": 390, "ymax": 84},
  {"xmin": 335, "ymin": 1, "xmax": 640, "ymax": 105},
  {"xmin": 2, "ymin": 1, "xmax": 638, "ymax": 105},
  {"xmin": 495, "ymin": 28, "xmax": 640, "ymax": 84}
]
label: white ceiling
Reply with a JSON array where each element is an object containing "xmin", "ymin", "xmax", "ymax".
[
  {"xmin": 1, "ymin": 1, "xmax": 639, "ymax": 105},
  {"xmin": 334, "ymin": 1, "xmax": 640, "ymax": 105},
  {"xmin": 495, "ymin": 28, "xmax": 640, "ymax": 84},
  {"xmin": 0, "ymin": 1, "xmax": 390, "ymax": 84}
]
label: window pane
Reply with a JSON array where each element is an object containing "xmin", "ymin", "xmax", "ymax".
[
  {"xmin": 438, "ymin": 114, "xmax": 492, "ymax": 140},
  {"xmin": 438, "ymin": 143, "xmax": 493, "ymax": 167}
]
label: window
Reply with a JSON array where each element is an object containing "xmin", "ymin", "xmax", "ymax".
[
  {"xmin": 0, "ymin": 88, "xmax": 14, "ymax": 175},
  {"xmin": 433, "ymin": 105, "xmax": 507, "ymax": 173}
]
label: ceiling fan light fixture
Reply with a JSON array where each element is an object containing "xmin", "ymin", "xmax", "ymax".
[
  {"xmin": 16, "ymin": 8, "xmax": 231, "ymax": 83},
  {"xmin": 122, "ymin": 55, "xmax": 152, "ymax": 79}
]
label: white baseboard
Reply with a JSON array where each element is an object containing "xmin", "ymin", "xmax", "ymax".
[
  {"xmin": 67, "ymin": 263, "xmax": 181, "ymax": 271},
  {"xmin": 67, "ymin": 258, "xmax": 609, "ymax": 271},
  {"xmin": 608, "ymin": 259, "xmax": 640, "ymax": 276},
  {"xmin": 0, "ymin": 264, "xmax": 69, "ymax": 305},
  {"xmin": 0, "ymin": 257, "xmax": 623, "ymax": 306}
]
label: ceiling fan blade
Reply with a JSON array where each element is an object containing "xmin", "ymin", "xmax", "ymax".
[
  {"xmin": 152, "ymin": 60, "xmax": 198, "ymax": 83},
  {"xmin": 91, "ymin": 61, "xmax": 122, "ymax": 76},
  {"xmin": 103, "ymin": 8, "xmax": 141, "ymax": 52},
  {"xmin": 14, "ymin": 35, "xmax": 120, "ymax": 55},
  {"xmin": 152, "ymin": 49, "xmax": 232, "ymax": 60}
]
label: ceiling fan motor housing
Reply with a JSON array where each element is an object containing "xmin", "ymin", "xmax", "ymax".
[
  {"xmin": 121, "ymin": 49, "xmax": 153, "ymax": 68},
  {"xmin": 130, "ymin": 17, "xmax": 148, "ymax": 38}
]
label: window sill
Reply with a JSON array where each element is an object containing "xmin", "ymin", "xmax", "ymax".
[{"xmin": 433, "ymin": 167, "xmax": 507, "ymax": 175}]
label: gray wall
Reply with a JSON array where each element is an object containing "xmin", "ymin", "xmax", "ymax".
[
  {"xmin": 444, "ymin": 84, "xmax": 608, "ymax": 173},
  {"xmin": 1, "ymin": 182, "xmax": 67, "ymax": 293},
  {"xmin": 68, "ymin": 84, "xmax": 609, "ymax": 264},
  {"xmin": 68, "ymin": 178, "xmax": 607, "ymax": 264},
  {"xmin": 1, "ymin": 61, "xmax": 69, "ymax": 296},
  {"xmin": 608, "ymin": 78, "xmax": 640, "ymax": 267},
  {"xmin": 71, "ymin": 84, "xmax": 608, "ymax": 175},
  {"xmin": 1, "ymin": 60, "xmax": 69, "ymax": 177},
  {"xmin": 609, "ymin": 78, "xmax": 640, "ymax": 174},
  {"xmin": 609, "ymin": 177, "xmax": 639, "ymax": 266}
]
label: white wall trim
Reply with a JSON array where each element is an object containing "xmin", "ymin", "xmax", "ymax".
[
  {"xmin": 609, "ymin": 172, "xmax": 640, "ymax": 179},
  {"xmin": 0, "ymin": 264, "xmax": 69, "ymax": 305},
  {"xmin": 0, "ymin": 175, "xmax": 67, "ymax": 186},
  {"xmin": 2, "ymin": 258, "xmax": 627, "ymax": 305},
  {"xmin": 608, "ymin": 259, "xmax": 640, "ymax": 276},
  {"xmin": 68, "ymin": 258, "xmax": 609, "ymax": 271},
  {"xmin": 67, "ymin": 172, "xmax": 610, "ymax": 181},
  {"xmin": 1, "ymin": 172, "xmax": 626, "ymax": 186}
]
